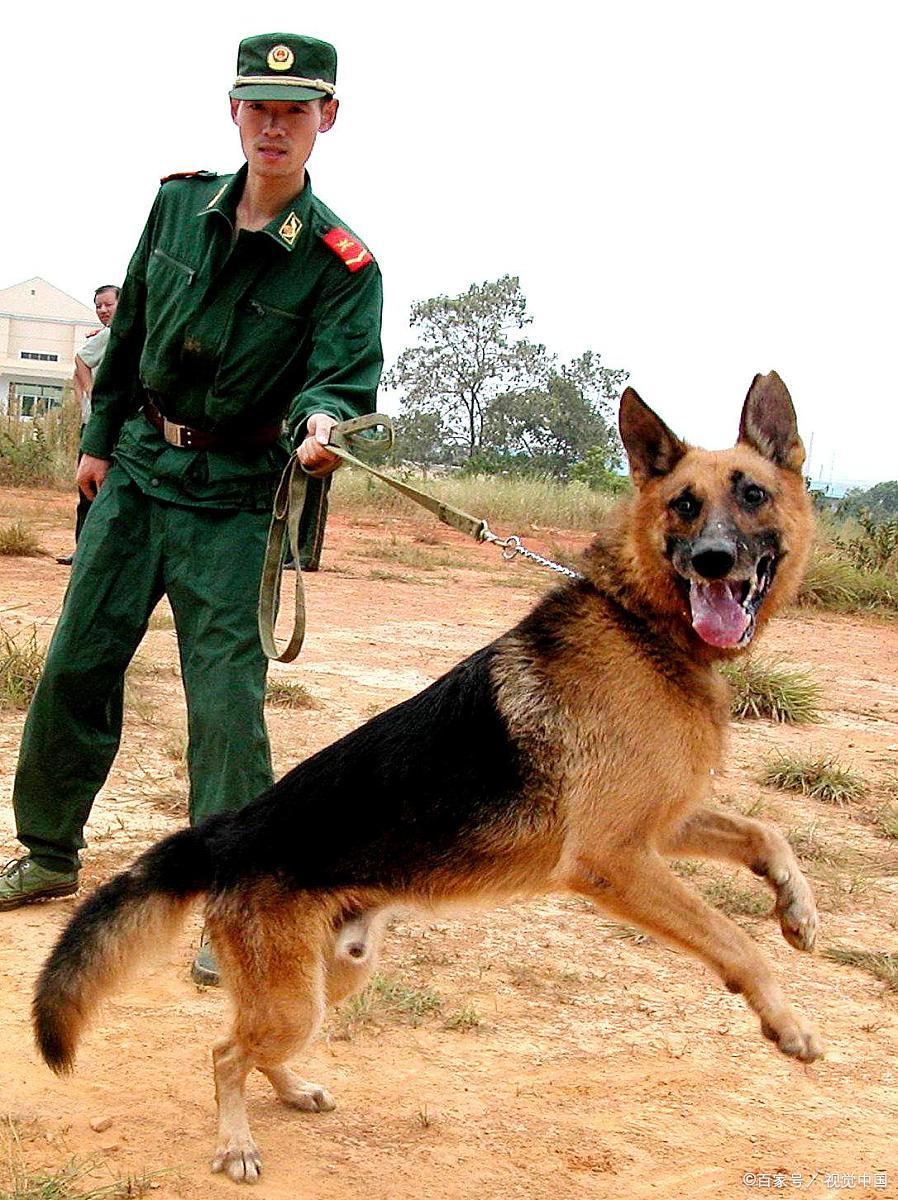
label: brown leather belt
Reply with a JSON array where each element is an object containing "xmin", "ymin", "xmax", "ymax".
[{"xmin": 143, "ymin": 399, "xmax": 283, "ymax": 451}]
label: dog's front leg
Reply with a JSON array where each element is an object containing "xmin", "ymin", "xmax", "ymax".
[
  {"xmin": 660, "ymin": 806, "xmax": 817, "ymax": 951},
  {"xmin": 569, "ymin": 850, "xmax": 823, "ymax": 1062},
  {"xmin": 211, "ymin": 1038, "xmax": 261, "ymax": 1183}
]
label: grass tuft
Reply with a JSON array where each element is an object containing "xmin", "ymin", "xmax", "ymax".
[
  {"xmin": 332, "ymin": 973, "xmax": 442, "ymax": 1040},
  {"xmin": 760, "ymin": 752, "xmax": 867, "ymax": 805},
  {"xmin": 265, "ymin": 680, "xmax": 320, "ymax": 709},
  {"xmin": 0, "ymin": 629, "xmax": 44, "ymax": 710},
  {"xmin": 720, "ymin": 656, "xmax": 821, "ymax": 723},
  {"xmin": 0, "ymin": 521, "xmax": 44, "ymax": 557},
  {"xmin": 872, "ymin": 804, "xmax": 898, "ymax": 840},
  {"xmin": 443, "ymin": 1003, "xmax": 482, "ymax": 1032},
  {"xmin": 822, "ymin": 946, "xmax": 898, "ymax": 993}
]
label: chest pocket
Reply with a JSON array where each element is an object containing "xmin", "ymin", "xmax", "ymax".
[
  {"xmin": 212, "ymin": 296, "xmax": 310, "ymax": 406},
  {"xmin": 149, "ymin": 247, "xmax": 197, "ymax": 285},
  {"xmin": 145, "ymin": 247, "xmax": 200, "ymax": 346}
]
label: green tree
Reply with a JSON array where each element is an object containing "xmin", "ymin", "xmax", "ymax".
[
  {"xmin": 837, "ymin": 480, "xmax": 898, "ymax": 522},
  {"xmin": 383, "ymin": 275, "xmax": 548, "ymax": 459},
  {"xmin": 385, "ymin": 278, "xmax": 628, "ymax": 478},
  {"xmin": 390, "ymin": 411, "xmax": 449, "ymax": 467},
  {"xmin": 484, "ymin": 352, "xmax": 627, "ymax": 478}
]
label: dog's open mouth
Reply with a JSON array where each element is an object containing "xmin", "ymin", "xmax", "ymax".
[{"xmin": 689, "ymin": 555, "xmax": 777, "ymax": 648}]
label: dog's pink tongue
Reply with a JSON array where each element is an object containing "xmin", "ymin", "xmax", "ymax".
[{"xmin": 689, "ymin": 580, "xmax": 749, "ymax": 647}]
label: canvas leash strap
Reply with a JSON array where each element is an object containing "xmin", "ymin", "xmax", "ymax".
[{"xmin": 258, "ymin": 412, "xmax": 582, "ymax": 662}]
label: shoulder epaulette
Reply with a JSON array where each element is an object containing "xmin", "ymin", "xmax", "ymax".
[
  {"xmin": 322, "ymin": 227, "xmax": 374, "ymax": 272},
  {"xmin": 159, "ymin": 169, "xmax": 219, "ymax": 184}
]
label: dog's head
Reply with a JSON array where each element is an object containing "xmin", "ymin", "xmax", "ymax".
[{"xmin": 618, "ymin": 372, "xmax": 813, "ymax": 652}]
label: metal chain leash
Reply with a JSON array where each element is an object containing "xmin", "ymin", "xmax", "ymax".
[{"xmin": 480, "ymin": 526, "xmax": 585, "ymax": 580}]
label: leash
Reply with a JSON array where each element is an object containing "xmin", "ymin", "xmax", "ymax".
[{"xmin": 258, "ymin": 412, "xmax": 583, "ymax": 662}]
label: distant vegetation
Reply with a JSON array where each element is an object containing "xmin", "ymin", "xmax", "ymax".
[
  {"xmin": 836, "ymin": 480, "xmax": 898, "ymax": 522},
  {"xmin": 799, "ymin": 512, "xmax": 898, "ymax": 614},
  {"xmin": 0, "ymin": 397, "xmax": 80, "ymax": 487},
  {"xmin": 1, "ymin": 353, "xmax": 895, "ymax": 616}
]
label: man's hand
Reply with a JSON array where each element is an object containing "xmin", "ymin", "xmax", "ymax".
[
  {"xmin": 296, "ymin": 413, "xmax": 340, "ymax": 477},
  {"xmin": 77, "ymin": 454, "xmax": 111, "ymax": 499}
]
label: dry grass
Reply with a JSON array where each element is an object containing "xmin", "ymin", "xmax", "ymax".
[
  {"xmin": 720, "ymin": 655, "xmax": 821, "ymax": 723},
  {"xmin": 367, "ymin": 568, "xmax": 420, "ymax": 584},
  {"xmin": 331, "ymin": 973, "xmax": 443, "ymax": 1040},
  {"xmin": 872, "ymin": 804, "xmax": 898, "ymax": 840},
  {"xmin": 798, "ymin": 547, "xmax": 898, "ymax": 614},
  {"xmin": 0, "ymin": 629, "xmax": 44, "ymax": 710},
  {"xmin": 0, "ymin": 522, "xmax": 44, "ymax": 558},
  {"xmin": 265, "ymin": 680, "xmax": 321, "ymax": 709},
  {"xmin": 352, "ymin": 536, "xmax": 474, "ymax": 572},
  {"xmin": 443, "ymin": 1003, "xmax": 482, "ymax": 1032},
  {"xmin": 760, "ymin": 752, "xmax": 867, "ymax": 805},
  {"xmin": 786, "ymin": 823, "xmax": 847, "ymax": 866},
  {"xmin": 332, "ymin": 465, "xmax": 615, "ymax": 532},
  {"xmin": 0, "ymin": 1116, "xmax": 161, "ymax": 1199},
  {"xmin": 701, "ymin": 876, "xmax": 771, "ymax": 918},
  {"xmin": 822, "ymin": 947, "xmax": 898, "ymax": 994}
]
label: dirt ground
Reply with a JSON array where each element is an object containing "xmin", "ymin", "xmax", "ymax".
[{"xmin": 0, "ymin": 485, "xmax": 896, "ymax": 1200}]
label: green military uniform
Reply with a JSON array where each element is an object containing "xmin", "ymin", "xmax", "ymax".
[{"xmin": 9, "ymin": 35, "xmax": 382, "ymax": 875}]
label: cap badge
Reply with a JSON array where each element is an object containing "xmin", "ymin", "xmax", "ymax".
[
  {"xmin": 267, "ymin": 45, "xmax": 295, "ymax": 71},
  {"xmin": 279, "ymin": 212, "xmax": 302, "ymax": 246}
]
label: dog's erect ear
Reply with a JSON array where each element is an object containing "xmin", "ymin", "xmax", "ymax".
[
  {"xmin": 619, "ymin": 387, "xmax": 688, "ymax": 487},
  {"xmin": 738, "ymin": 372, "xmax": 806, "ymax": 473}
]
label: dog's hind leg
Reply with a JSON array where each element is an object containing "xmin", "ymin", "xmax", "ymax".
[
  {"xmin": 207, "ymin": 901, "xmax": 333, "ymax": 1183},
  {"xmin": 260, "ymin": 910, "xmax": 389, "ymax": 1115},
  {"xmin": 660, "ymin": 806, "xmax": 817, "ymax": 951},
  {"xmin": 569, "ymin": 850, "xmax": 823, "ymax": 1062}
]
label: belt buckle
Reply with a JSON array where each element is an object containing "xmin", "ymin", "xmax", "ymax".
[{"xmin": 162, "ymin": 416, "xmax": 188, "ymax": 448}]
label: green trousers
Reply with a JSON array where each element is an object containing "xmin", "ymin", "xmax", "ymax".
[{"xmin": 13, "ymin": 466, "xmax": 275, "ymax": 870}]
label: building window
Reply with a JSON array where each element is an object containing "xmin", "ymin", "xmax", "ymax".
[
  {"xmin": 20, "ymin": 351, "xmax": 60, "ymax": 362},
  {"xmin": 14, "ymin": 383, "xmax": 64, "ymax": 418}
]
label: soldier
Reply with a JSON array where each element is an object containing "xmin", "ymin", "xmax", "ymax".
[{"xmin": 0, "ymin": 34, "xmax": 383, "ymax": 986}]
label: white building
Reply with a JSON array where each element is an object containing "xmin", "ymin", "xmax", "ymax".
[{"xmin": 0, "ymin": 277, "xmax": 99, "ymax": 417}]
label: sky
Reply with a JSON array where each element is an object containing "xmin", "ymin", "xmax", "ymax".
[{"xmin": 1, "ymin": 0, "xmax": 895, "ymax": 489}]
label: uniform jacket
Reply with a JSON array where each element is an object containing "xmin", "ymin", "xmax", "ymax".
[{"xmin": 82, "ymin": 166, "xmax": 383, "ymax": 509}]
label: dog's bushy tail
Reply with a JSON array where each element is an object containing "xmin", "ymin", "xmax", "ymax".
[{"xmin": 33, "ymin": 825, "xmax": 213, "ymax": 1074}]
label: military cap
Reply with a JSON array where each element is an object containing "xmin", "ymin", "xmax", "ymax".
[{"xmin": 230, "ymin": 33, "xmax": 337, "ymax": 102}]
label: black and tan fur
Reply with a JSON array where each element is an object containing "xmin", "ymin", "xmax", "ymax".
[{"xmin": 34, "ymin": 372, "xmax": 821, "ymax": 1183}]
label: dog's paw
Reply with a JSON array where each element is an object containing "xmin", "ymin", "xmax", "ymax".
[
  {"xmin": 275, "ymin": 1074, "xmax": 336, "ymax": 1113},
  {"xmin": 760, "ymin": 1008, "xmax": 824, "ymax": 1063},
  {"xmin": 769, "ymin": 865, "xmax": 817, "ymax": 952},
  {"xmin": 211, "ymin": 1137, "xmax": 262, "ymax": 1183}
]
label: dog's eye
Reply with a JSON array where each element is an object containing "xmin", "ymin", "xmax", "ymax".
[
  {"xmin": 742, "ymin": 483, "xmax": 768, "ymax": 507},
  {"xmin": 670, "ymin": 494, "xmax": 701, "ymax": 520}
]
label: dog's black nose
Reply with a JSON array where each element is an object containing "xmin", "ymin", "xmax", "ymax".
[{"xmin": 691, "ymin": 541, "xmax": 737, "ymax": 579}]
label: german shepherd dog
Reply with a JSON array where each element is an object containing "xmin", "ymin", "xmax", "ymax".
[{"xmin": 34, "ymin": 372, "xmax": 821, "ymax": 1183}]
